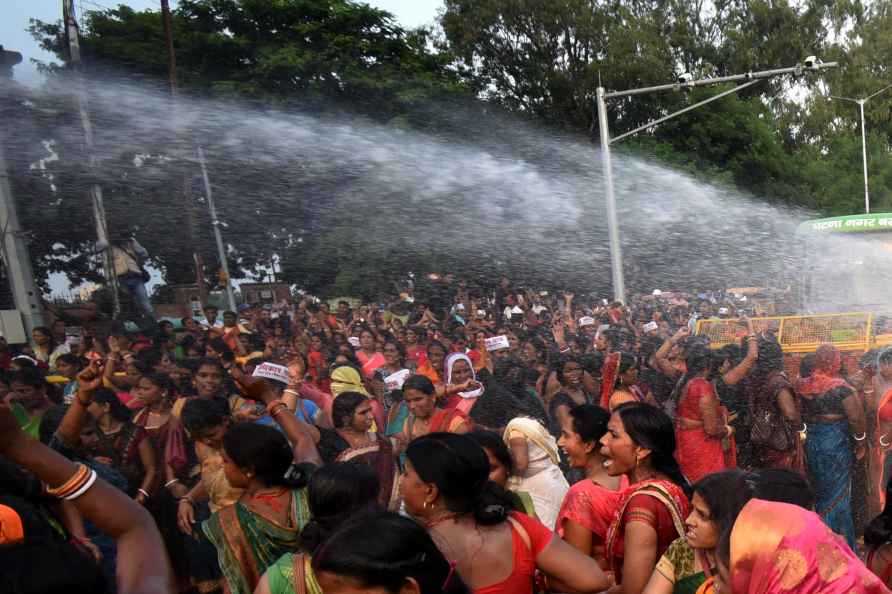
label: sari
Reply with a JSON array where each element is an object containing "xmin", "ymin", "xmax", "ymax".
[
  {"xmin": 600, "ymin": 352, "xmax": 621, "ymax": 409},
  {"xmin": 330, "ymin": 366, "xmax": 384, "ymax": 433},
  {"xmin": 796, "ymin": 344, "xmax": 857, "ymax": 548},
  {"xmin": 675, "ymin": 377, "xmax": 735, "ymax": 484},
  {"xmin": 355, "ymin": 350, "xmax": 386, "ymax": 379},
  {"xmin": 443, "ymin": 352, "xmax": 485, "ymax": 415},
  {"xmin": 605, "ymin": 479, "xmax": 691, "ymax": 583},
  {"xmin": 266, "ymin": 553, "xmax": 323, "ymax": 594},
  {"xmin": 730, "ymin": 499, "xmax": 886, "ymax": 594},
  {"xmin": 655, "ymin": 537, "xmax": 714, "ymax": 594},
  {"xmin": 203, "ymin": 488, "xmax": 310, "ymax": 594},
  {"xmin": 503, "ymin": 417, "xmax": 569, "ymax": 529},
  {"xmin": 747, "ymin": 371, "xmax": 804, "ymax": 472},
  {"xmin": 319, "ymin": 429, "xmax": 400, "ymax": 510},
  {"xmin": 555, "ymin": 476, "xmax": 627, "ymax": 572}
]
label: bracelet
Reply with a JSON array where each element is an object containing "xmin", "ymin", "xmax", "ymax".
[
  {"xmin": 265, "ymin": 399, "xmax": 285, "ymax": 414},
  {"xmin": 164, "ymin": 479, "xmax": 180, "ymax": 488},
  {"xmin": 881, "ymin": 434, "xmax": 891, "ymax": 448},
  {"xmin": 137, "ymin": 488, "xmax": 150, "ymax": 499},
  {"xmin": 46, "ymin": 464, "xmax": 90, "ymax": 498},
  {"xmin": 64, "ymin": 469, "xmax": 98, "ymax": 501},
  {"xmin": 283, "ymin": 388, "xmax": 300, "ymax": 397},
  {"xmin": 270, "ymin": 404, "xmax": 289, "ymax": 418},
  {"xmin": 180, "ymin": 496, "xmax": 194, "ymax": 505},
  {"xmin": 853, "ymin": 432, "xmax": 867, "ymax": 442},
  {"xmin": 75, "ymin": 395, "xmax": 92, "ymax": 407}
]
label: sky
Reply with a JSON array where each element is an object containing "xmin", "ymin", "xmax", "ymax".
[{"xmin": 3, "ymin": 0, "xmax": 443, "ymax": 86}]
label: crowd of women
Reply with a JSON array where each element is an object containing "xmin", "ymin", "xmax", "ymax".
[{"xmin": 2, "ymin": 279, "xmax": 892, "ymax": 594}]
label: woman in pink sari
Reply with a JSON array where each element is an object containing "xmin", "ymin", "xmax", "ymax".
[{"xmin": 720, "ymin": 499, "xmax": 887, "ymax": 594}]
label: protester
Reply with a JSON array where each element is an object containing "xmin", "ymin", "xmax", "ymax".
[
  {"xmin": 466, "ymin": 429, "xmax": 538, "ymax": 516},
  {"xmin": 865, "ymin": 481, "xmax": 892, "ymax": 587},
  {"xmin": 402, "ymin": 432, "xmax": 610, "ymax": 594},
  {"xmin": 600, "ymin": 403, "xmax": 691, "ymax": 594},
  {"xmin": 555, "ymin": 405, "xmax": 625, "ymax": 573}
]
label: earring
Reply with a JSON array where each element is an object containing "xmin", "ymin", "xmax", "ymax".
[{"xmin": 423, "ymin": 500, "xmax": 432, "ymax": 510}]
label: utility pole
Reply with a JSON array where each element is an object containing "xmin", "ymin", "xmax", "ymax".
[
  {"xmin": 62, "ymin": 0, "xmax": 120, "ymax": 316},
  {"xmin": 596, "ymin": 59, "xmax": 838, "ymax": 303},
  {"xmin": 828, "ymin": 84, "xmax": 892, "ymax": 214},
  {"xmin": 198, "ymin": 147, "xmax": 236, "ymax": 312},
  {"xmin": 0, "ymin": 64, "xmax": 46, "ymax": 335},
  {"xmin": 160, "ymin": 0, "xmax": 177, "ymax": 93}
]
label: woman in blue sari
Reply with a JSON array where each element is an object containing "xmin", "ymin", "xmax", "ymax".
[{"xmin": 796, "ymin": 344, "xmax": 867, "ymax": 548}]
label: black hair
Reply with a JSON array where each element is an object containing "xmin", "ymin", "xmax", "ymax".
[
  {"xmin": 139, "ymin": 371, "xmax": 174, "ymax": 394},
  {"xmin": 31, "ymin": 326, "xmax": 57, "ymax": 353},
  {"xmin": 54, "ymin": 353, "xmax": 84, "ymax": 369},
  {"xmin": 692, "ymin": 469, "xmax": 757, "ymax": 533},
  {"xmin": 569, "ymin": 405, "xmax": 611, "ymax": 447},
  {"xmin": 614, "ymin": 403, "xmax": 691, "ymax": 497},
  {"xmin": 38, "ymin": 405, "xmax": 68, "ymax": 445},
  {"xmin": 331, "ymin": 392, "xmax": 367, "ymax": 429},
  {"xmin": 865, "ymin": 480, "xmax": 892, "ymax": 548},
  {"xmin": 614, "ymin": 352, "xmax": 639, "ymax": 389},
  {"xmin": 716, "ymin": 522, "xmax": 732, "ymax": 572},
  {"xmin": 754, "ymin": 336, "xmax": 784, "ymax": 376},
  {"xmin": 753, "ymin": 468, "xmax": 816, "ymax": 510},
  {"xmin": 91, "ymin": 387, "xmax": 133, "ymax": 423},
  {"xmin": 222, "ymin": 423, "xmax": 311, "ymax": 489},
  {"xmin": 134, "ymin": 348, "xmax": 164, "ymax": 375},
  {"xmin": 880, "ymin": 348, "xmax": 892, "ymax": 367},
  {"xmin": 403, "ymin": 374, "xmax": 436, "ymax": 396},
  {"xmin": 555, "ymin": 355, "xmax": 583, "ymax": 386},
  {"xmin": 405, "ymin": 432, "xmax": 514, "ymax": 525},
  {"xmin": 9, "ymin": 368, "xmax": 47, "ymax": 391},
  {"xmin": 426, "ymin": 340, "xmax": 447, "ymax": 356},
  {"xmin": 799, "ymin": 353, "xmax": 817, "ymax": 378},
  {"xmin": 300, "ymin": 462, "xmax": 381, "ymax": 553},
  {"xmin": 207, "ymin": 338, "xmax": 234, "ymax": 359},
  {"xmin": 383, "ymin": 339, "xmax": 406, "ymax": 360},
  {"xmin": 466, "ymin": 429, "xmax": 514, "ymax": 475},
  {"xmin": 194, "ymin": 356, "xmax": 225, "ymax": 374},
  {"xmin": 313, "ymin": 511, "xmax": 470, "ymax": 594},
  {"xmin": 181, "ymin": 397, "xmax": 230, "ymax": 435}
]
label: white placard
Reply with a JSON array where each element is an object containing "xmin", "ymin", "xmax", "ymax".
[{"xmin": 485, "ymin": 335, "xmax": 511, "ymax": 351}]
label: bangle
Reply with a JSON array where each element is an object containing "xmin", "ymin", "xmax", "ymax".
[
  {"xmin": 270, "ymin": 404, "xmax": 289, "ymax": 418},
  {"xmin": 881, "ymin": 434, "xmax": 891, "ymax": 448},
  {"xmin": 164, "ymin": 479, "xmax": 179, "ymax": 489},
  {"xmin": 64, "ymin": 469, "xmax": 97, "ymax": 501},
  {"xmin": 46, "ymin": 464, "xmax": 90, "ymax": 498},
  {"xmin": 75, "ymin": 395, "xmax": 92, "ymax": 407},
  {"xmin": 283, "ymin": 388, "xmax": 300, "ymax": 396},
  {"xmin": 137, "ymin": 488, "xmax": 150, "ymax": 499},
  {"xmin": 180, "ymin": 496, "xmax": 193, "ymax": 506},
  {"xmin": 853, "ymin": 432, "xmax": 867, "ymax": 442},
  {"xmin": 265, "ymin": 399, "xmax": 285, "ymax": 413}
]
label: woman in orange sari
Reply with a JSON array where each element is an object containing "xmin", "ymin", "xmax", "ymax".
[
  {"xmin": 674, "ymin": 345, "xmax": 735, "ymax": 484},
  {"xmin": 600, "ymin": 403, "xmax": 691, "ymax": 594},
  {"xmin": 718, "ymin": 498, "xmax": 886, "ymax": 594}
]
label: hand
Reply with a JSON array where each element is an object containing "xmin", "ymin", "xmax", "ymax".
[
  {"xmin": 177, "ymin": 499, "xmax": 196, "ymax": 536},
  {"xmin": 0, "ymin": 403, "xmax": 26, "ymax": 454},
  {"xmin": 169, "ymin": 482, "xmax": 188, "ymax": 499},
  {"xmin": 563, "ymin": 292, "xmax": 574, "ymax": 302},
  {"xmin": 287, "ymin": 358, "xmax": 306, "ymax": 384},
  {"xmin": 672, "ymin": 326, "xmax": 691, "ymax": 342},
  {"xmin": 454, "ymin": 379, "xmax": 480, "ymax": 393},
  {"xmin": 135, "ymin": 492, "xmax": 147, "ymax": 505},
  {"xmin": 74, "ymin": 536, "xmax": 103, "ymax": 562},
  {"xmin": 856, "ymin": 442, "xmax": 867, "ymax": 460},
  {"xmin": 107, "ymin": 336, "xmax": 120, "ymax": 354},
  {"xmin": 76, "ymin": 360, "xmax": 104, "ymax": 394}
]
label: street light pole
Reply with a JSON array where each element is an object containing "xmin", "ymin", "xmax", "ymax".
[
  {"xmin": 596, "ymin": 60, "xmax": 838, "ymax": 303},
  {"xmin": 829, "ymin": 84, "xmax": 892, "ymax": 214}
]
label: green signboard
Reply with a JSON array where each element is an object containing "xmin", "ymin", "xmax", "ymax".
[{"xmin": 797, "ymin": 213, "xmax": 892, "ymax": 234}]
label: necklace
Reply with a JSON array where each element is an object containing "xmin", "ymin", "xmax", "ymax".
[{"xmin": 425, "ymin": 512, "xmax": 462, "ymax": 529}]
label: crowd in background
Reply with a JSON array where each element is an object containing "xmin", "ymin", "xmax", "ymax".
[{"xmin": 2, "ymin": 273, "xmax": 892, "ymax": 594}]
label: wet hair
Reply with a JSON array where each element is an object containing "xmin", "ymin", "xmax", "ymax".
[
  {"xmin": 753, "ymin": 468, "xmax": 816, "ymax": 510},
  {"xmin": 677, "ymin": 344, "xmax": 714, "ymax": 394},
  {"xmin": 207, "ymin": 338, "xmax": 233, "ymax": 360},
  {"xmin": 300, "ymin": 462, "xmax": 381, "ymax": 553},
  {"xmin": 54, "ymin": 353, "xmax": 83, "ymax": 369},
  {"xmin": 38, "ymin": 406, "xmax": 68, "ymax": 445},
  {"xmin": 614, "ymin": 403, "xmax": 691, "ymax": 497},
  {"xmin": 799, "ymin": 353, "xmax": 817, "ymax": 378},
  {"xmin": 716, "ymin": 523, "xmax": 732, "ymax": 572},
  {"xmin": 569, "ymin": 405, "xmax": 611, "ymax": 447},
  {"xmin": 91, "ymin": 387, "xmax": 132, "ymax": 423},
  {"xmin": 555, "ymin": 355, "xmax": 583, "ymax": 385},
  {"xmin": 331, "ymin": 392, "xmax": 368, "ymax": 429},
  {"xmin": 382, "ymin": 339, "xmax": 406, "ymax": 360},
  {"xmin": 194, "ymin": 356, "xmax": 225, "ymax": 374},
  {"xmin": 466, "ymin": 429, "xmax": 514, "ymax": 475},
  {"xmin": 134, "ymin": 348, "xmax": 165, "ymax": 375},
  {"xmin": 614, "ymin": 352, "xmax": 639, "ymax": 389},
  {"xmin": 223, "ymin": 423, "xmax": 311, "ymax": 489},
  {"xmin": 181, "ymin": 397, "xmax": 230, "ymax": 435},
  {"xmin": 405, "ymin": 432, "xmax": 514, "ymax": 525},
  {"xmin": 403, "ymin": 375, "xmax": 435, "ymax": 396},
  {"xmin": 314, "ymin": 511, "xmax": 470, "ymax": 594},
  {"xmin": 0, "ymin": 495, "xmax": 108, "ymax": 594},
  {"xmin": 755, "ymin": 336, "xmax": 784, "ymax": 375},
  {"xmin": 865, "ymin": 481, "xmax": 892, "ymax": 548},
  {"xmin": 9, "ymin": 368, "xmax": 48, "ymax": 391},
  {"xmin": 692, "ymin": 470, "xmax": 757, "ymax": 533}
]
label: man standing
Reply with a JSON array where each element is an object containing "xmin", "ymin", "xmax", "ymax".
[{"xmin": 96, "ymin": 234, "xmax": 154, "ymax": 320}]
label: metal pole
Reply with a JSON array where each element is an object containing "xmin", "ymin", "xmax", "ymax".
[
  {"xmin": 0, "ymin": 130, "xmax": 46, "ymax": 336},
  {"xmin": 63, "ymin": 0, "xmax": 120, "ymax": 317},
  {"xmin": 596, "ymin": 87, "xmax": 625, "ymax": 303},
  {"xmin": 859, "ymin": 100, "xmax": 870, "ymax": 214},
  {"xmin": 198, "ymin": 147, "xmax": 236, "ymax": 312},
  {"xmin": 159, "ymin": 0, "xmax": 177, "ymax": 94}
]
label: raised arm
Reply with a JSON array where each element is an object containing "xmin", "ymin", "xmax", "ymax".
[{"xmin": 722, "ymin": 319, "xmax": 758, "ymax": 386}]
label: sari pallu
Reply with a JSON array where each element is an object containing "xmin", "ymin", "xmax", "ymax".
[
  {"xmin": 203, "ymin": 488, "xmax": 311, "ymax": 594},
  {"xmin": 747, "ymin": 372, "xmax": 805, "ymax": 472},
  {"xmin": 266, "ymin": 553, "xmax": 323, "ymax": 594},
  {"xmin": 805, "ymin": 419, "xmax": 857, "ymax": 549},
  {"xmin": 730, "ymin": 499, "xmax": 887, "ymax": 594},
  {"xmin": 335, "ymin": 436, "xmax": 400, "ymax": 510},
  {"xmin": 605, "ymin": 479, "xmax": 691, "ymax": 583}
]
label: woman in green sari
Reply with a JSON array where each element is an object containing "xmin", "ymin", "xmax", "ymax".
[
  {"xmin": 203, "ymin": 422, "xmax": 314, "ymax": 594},
  {"xmin": 255, "ymin": 462, "xmax": 381, "ymax": 594},
  {"xmin": 642, "ymin": 470, "xmax": 755, "ymax": 594}
]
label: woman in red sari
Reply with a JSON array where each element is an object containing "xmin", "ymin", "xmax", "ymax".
[
  {"xmin": 556, "ymin": 405, "xmax": 626, "ymax": 576},
  {"xmin": 600, "ymin": 402, "xmax": 691, "ymax": 594},
  {"xmin": 719, "ymin": 499, "xmax": 886, "ymax": 594},
  {"xmin": 674, "ymin": 345, "xmax": 735, "ymax": 484}
]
